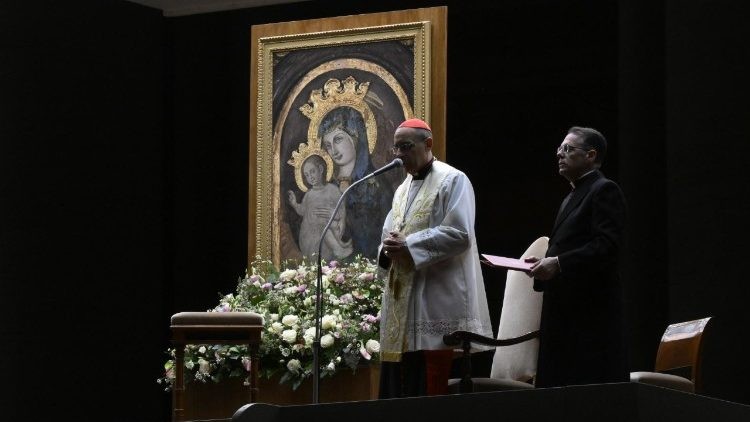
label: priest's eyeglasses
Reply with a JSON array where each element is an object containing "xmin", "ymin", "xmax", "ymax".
[
  {"xmin": 391, "ymin": 142, "xmax": 416, "ymax": 154},
  {"xmin": 557, "ymin": 144, "xmax": 591, "ymax": 155}
]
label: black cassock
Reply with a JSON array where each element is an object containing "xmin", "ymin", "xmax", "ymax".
[{"xmin": 534, "ymin": 170, "xmax": 629, "ymax": 388}]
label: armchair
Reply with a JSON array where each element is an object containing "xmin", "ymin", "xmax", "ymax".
[
  {"xmin": 630, "ymin": 316, "xmax": 712, "ymax": 393},
  {"xmin": 443, "ymin": 236, "xmax": 548, "ymax": 393}
]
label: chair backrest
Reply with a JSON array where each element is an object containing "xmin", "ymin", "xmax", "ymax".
[
  {"xmin": 490, "ymin": 236, "xmax": 548, "ymax": 383},
  {"xmin": 654, "ymin": 316, "xmax": 712, "ymax": 390}
]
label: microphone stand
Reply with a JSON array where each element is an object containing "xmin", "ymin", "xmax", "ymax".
[
  {"xmin": 312, "ymin": 176, "xmax": 366, "ymax": 404},
  {"xmin": 312, "ymin": 159, "xmax": 402, "ymax": 404}
]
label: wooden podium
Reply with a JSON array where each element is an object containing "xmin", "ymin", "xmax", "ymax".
[{"xmin": 170, "ymin": 312, "xmax": 263, "ymax": 422}]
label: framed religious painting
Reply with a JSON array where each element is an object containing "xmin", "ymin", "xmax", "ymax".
[{"xmin": 249, "ymin": 7, "xmax": 447, "ymax": 267}]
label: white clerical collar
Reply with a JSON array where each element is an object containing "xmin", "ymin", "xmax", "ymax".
[{"xmin": 570, "ymin": 169, "xmax": 596, "ymax": 189}]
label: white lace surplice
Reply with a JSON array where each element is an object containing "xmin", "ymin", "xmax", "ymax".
[{"xmin": 380, "ymin": 160, "xmax": 493, "ymax": 352}]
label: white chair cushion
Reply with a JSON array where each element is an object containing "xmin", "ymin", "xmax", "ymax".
[
  {"xmin": 490, "ymin": 236, "xmax": 548, "ymax": 382},
  {"xmin": 630, "ymin": 371, "xmax": 695, "ymax": 393}
]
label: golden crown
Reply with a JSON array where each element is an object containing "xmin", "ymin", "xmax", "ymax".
[{"xmin": 298, "ymin": 76, "xmax": 377, "ymax": 154}]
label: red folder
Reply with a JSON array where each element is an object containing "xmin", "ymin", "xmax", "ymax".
[{"xmin": 480, "ymin": 254, "xmax": 533, "ymax": 272}]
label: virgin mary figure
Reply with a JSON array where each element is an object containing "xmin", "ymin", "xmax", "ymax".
[{"xmin": 319, "ymin": 107, "xmax": 394, "ymax": 259}]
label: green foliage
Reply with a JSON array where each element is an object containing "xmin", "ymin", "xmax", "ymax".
[{"xmin": 157, "ymin": 255, "xmax": 383, "ymax": 391}]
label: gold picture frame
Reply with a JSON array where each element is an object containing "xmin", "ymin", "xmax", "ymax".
[{"xmin": 249, "ymin": 7, "xmax": 447, "ymax": 267}]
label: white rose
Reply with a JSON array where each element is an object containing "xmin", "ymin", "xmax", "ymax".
[
  {"xmin": 303, "ymin": 297, "xmax": 312, "ymax": 306},
  {"xmin": 320, "ymin": 334, "xmax": 335, "ymax": 348},
  {"xmin": 270, "ymin": 313, "xmax": 279, "ymax": 321},
  {"xmin": 327, "ymin": 361, "xmax": 336, "ymax": 371},
  {"xmin": 322, "ymin": 275, "xmax": 330, "ymax": 289},
  {"xmin": 281, "ymin": 329, "xmax": 297, "ymax": 343},
  {"xmin": 303, "ymin": 327, "xmax": 317, "ymax": 345},
  {"xmin": 282, "ymin": 315, "xmax": 299, "ymax": 326},
  {"xmin": 198, "ymin": 358, "xmax": 210, "ymax": 374},
  {"xmin": 286, "ymin": 359, "xmax": 301, "ymax": 373},
  {"xmin": 284, "ymin": 287, "xmax": 297, "ymax": 295},
  {"xmin": 198, "ymin": 346, "xmax": 206, "ymax": 354},
  {"xmin": 321, "ymin": 314, "xmax": 336, "ymax": 330},
  {"xmin": 279, "ymin": 269, "xmax": 298, "ymax": 281},
  {"xmin": 365, "ymin": 339, "xmax": 380, "ymax": 354},
  {"xmin": 359, "ymin": 345, "xmax": 371, "ymax": 360},
  {"xmin": 271, "ymin": 322, "xmax": 284, "ymax": 333}
]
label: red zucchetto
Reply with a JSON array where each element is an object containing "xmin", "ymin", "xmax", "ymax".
[{"xmin": 398, "ymin": 118, "xmax": 432, "ymax": 131}]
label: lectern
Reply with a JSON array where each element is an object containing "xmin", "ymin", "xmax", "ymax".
[{"xmin": 170, "ymin": 311, "xmax": 263, "ymax": 422}]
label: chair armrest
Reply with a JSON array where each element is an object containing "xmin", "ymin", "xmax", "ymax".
[
  {"xmin": 442, "ymin": 330, "xmax": 540, "ymax": 394},
  {"xmin": 443, "ymin": 330, "xmax": 539, "ymax": 348}
]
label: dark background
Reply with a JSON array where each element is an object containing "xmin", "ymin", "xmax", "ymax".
[{"xmin": 1, "ymin": 0, "xmax": 748, "ymax": 420}]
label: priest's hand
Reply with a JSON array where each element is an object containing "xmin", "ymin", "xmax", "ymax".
[
  {"xmin": 526, "ymin": 256, "xmax": 560, "ymax": 280},
  {"xmin": 382, "ymin": 231, "xmax": 413, "ymax": 264}
]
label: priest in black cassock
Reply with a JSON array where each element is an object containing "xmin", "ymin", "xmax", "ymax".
[{"xmin": 526, "ymin": 126, "xmax": 628, "ymax": 388}]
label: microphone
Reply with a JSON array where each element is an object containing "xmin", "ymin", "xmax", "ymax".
[
  {"xmin": 311, "ymin": 157, "xmax": 401, "ymax": 404},
  {"xmin": 362, "ymin": 158, "xmax": 403, "ymax": 179}
]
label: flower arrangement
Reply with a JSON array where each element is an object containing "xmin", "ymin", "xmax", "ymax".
[{"xmin": 158, "ymin": 255, "xmax": 383, "ymax": 391}]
